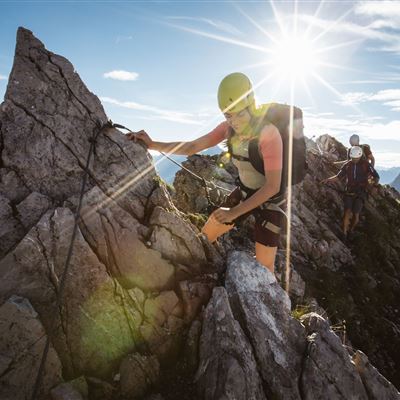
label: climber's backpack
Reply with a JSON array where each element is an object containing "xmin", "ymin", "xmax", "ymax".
[{"xmin": 227, "ymin": 103, "xmax": 307, "ymax": 199}]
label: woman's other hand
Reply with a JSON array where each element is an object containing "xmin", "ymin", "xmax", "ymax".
[{"xmin": 212, "ymin": 207, "xmax": 238, "ymax": 225}]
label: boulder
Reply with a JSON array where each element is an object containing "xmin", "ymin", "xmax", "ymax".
[
  {"xmin": 51, "ymin": 376, "xmax": 88, "ymax": 400},
  {"xmin": 300, "ymin": 313, "xmax": 368, "ymax": 400},
  {"xmin": 79, "ymin": 187, "xmax": 175, "ymax": 291},
  {"xmin": 149, "ymin": 206, "xmax": 207, "ymax": 267},
  {"xmin": 225, "ymin": 251, "xmax": 306, "ymax": 400},
  {"xmin": 0, "ymin": 296, "xmax": 62, "ymax": 400},
  {"xmin": 196, "ymin": 287, "xmax": 266, "ymax": 400},
  {"xmin": 0, "ymin": 209, "xmax": 139, "ymax": 378},
  {"xmin": 119, "ymin": 353, "xmax": 159, "ymax": 399},
  {"xmin": 353, "ymin": 350, "xmax": 400, "ymax": 400}
]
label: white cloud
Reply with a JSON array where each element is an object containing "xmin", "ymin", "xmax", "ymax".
[
  {"xmin": 299, "ymin": 14, "xmax": 397, "ymax": 43},
  {"xmin": 346, "ymin": 114, "xmax": 384, "ymax": 121},
  {"xmin": 116, "ymin": 35, "xmax": 133, "ymax": 44},
  {"xmin": 103, "ymin": 70, "xmax": 139, "ymax": 81},
  {"xmin": 100, "ymin": 96, "xmax": 203, "ymax": 125},
  {"xmin": 373, "ymin": 152, "xmax": 400, "ymax": 168},
  {"xmin": 304, "ymin": 111, "xmax": 400, "ymax": 167},
  {"xmin": 337, "ymin": 92, "xmax": 373, "ymax": 105},
  {"xmin": 356, "ymin": 120, "xmax": 400, "ymax": 142},
  {"xmin": 336, "ymin": 89, "xmax": 400, "ymax": 111},
  {"xmin": 305, "ymin": 111, "xmax": 400, "ymax": 141},
  {"xmin": 370, "ymin": 89, "xmax": 400, "ymax": 101},
  {"xmin": 298, "ymin": 11, "xmax": 400, "ymax": 55},
  {"xmin": 383, "ymin": 100, "xmax": 400, "ymax": 111},
  {"xmin": 0, "ymin": 74, "xmax": 7, "ymax": 80},
  {"xmin": 355, "ymin": 1, "xmax": 400, "ymax": 24}
]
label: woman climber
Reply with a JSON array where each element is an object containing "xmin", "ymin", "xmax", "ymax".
[{"xmin": 127, "ymin": 73, "xmax": 304, "ymax": 274}]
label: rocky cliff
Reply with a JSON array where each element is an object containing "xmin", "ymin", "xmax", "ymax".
[
  {"xmin": 0, "ymin": 27, "xmax": 221, "ymax": 400},
  {"xmin": 0, "ymin": 27, "xmax": 399, "ymax": 400}
]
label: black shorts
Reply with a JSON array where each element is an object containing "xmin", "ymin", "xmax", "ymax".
[
  {"xmin": 253, "ymin": 206, "xmax": 286, "ymax": 247},
  {"xmin": 222, "ymin": 187, "xmax": 286, "ymax": 247},
  {"xmin": 343, "ymin": 193, "xmax": 366, "ymax": 214}
]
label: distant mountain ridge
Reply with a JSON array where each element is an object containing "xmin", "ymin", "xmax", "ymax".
[
  {"xmin": 391, "ymin": 172, "xmax": 400, "ymax": 192},
  {"xmin": 376, "ymin": 167, "xmax": 400, "ymax": 185},
  {"xmin": 153, "ymin": 145, "xmax": 222, "ymax": 184}
]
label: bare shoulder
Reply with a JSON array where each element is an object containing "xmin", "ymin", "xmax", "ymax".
[{"xmin": 259, "ymin": 123, "xmax": 281, "ymax": 143}]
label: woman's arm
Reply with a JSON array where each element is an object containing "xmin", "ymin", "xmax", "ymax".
[{"xmin": 126, "ymin": 122, "xmax": 228, "ymax": 156}]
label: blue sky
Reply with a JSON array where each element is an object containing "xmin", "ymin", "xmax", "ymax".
[{"xmin": 1, "ymin": 1, "xmax": 400, "ymax": 169}]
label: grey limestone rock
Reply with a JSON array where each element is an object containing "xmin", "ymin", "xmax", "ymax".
[
  {"xmin": 0, "ymin": 295, "xmax": 62, "ymax": 400},
  {"xmin": 196, "ymin": 286, "xmax": 266, "ymax": 400},
  {"xmin": 149, "ymin": 206, "xmax": 207, "ymax": 267},
  {"xmin": 119, "ymin": 353, "xmax": 159, "ymax": 399},
  {"xmin": 353, "ymin": 350, "xmax": 400, "ymax": 400},
  {"xmin": 0, "ymin": 208, "xmax": 139, "ymax": 378},
  {"xmin": 300, "ymin": 312, "xmax": 368, "ymax": 400},
  {"xmin": 51, "ymin": 376, "xmax": 88, "ymax": 400},
  {"xmin": 225, "ymin": 251, "xmax": 306, "ymax": 400}
]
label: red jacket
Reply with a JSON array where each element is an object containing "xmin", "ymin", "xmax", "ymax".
[{"xmin": 337, "ymin": 159, "xmax": 379, "ymax": 192}]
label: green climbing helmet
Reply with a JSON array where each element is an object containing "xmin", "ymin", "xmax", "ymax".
[{"xmin": 217, "ymin": 72, "xmax": 255, "ymax": 113}]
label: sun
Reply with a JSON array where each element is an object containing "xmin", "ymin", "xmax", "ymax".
[{"xmin": 270, "ymin": 35, "xmax": 320, "ymax": 81}]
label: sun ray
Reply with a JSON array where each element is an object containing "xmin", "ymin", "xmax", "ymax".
[
  {"xmin": 311, "ymin": 6, "xmax": 356, "ymax": 44},
  {"xmin": 315, "ymin": 37, "xmax": 365, "ymax": 54},
  {"xmin": 269, "ymin": 0, "xmax": 288, "ymax": 39},
  {"xmin": 316, "ymin": 61, "xmax": 363, "ymax": 73},
  {"xmin": 238, "ymin": 60, "xmax": 276, "ymax": 72},
  {"xmin": 236, "ymin": 5, "xmax": 279, "ymax": 45},
  {"xmin": 293, "ymin": 0, "xmax": 299, "ymax": 37},
  {"xmin": 311, "ymin": 71, "xmax": 368, "ymax": 116},
  {"xmin": 285, "ymin": 72, "xmax": 297, "ymax": 295},
  {"xmin": 165, "ymin": 23, "xmax": 273, "ymax": 54},
  {"xmin": 299, "ymin": 75, "xmax": 318, "ymax": 108},
  {"xmin": 311, "ymin": 71, "xmax": 350, "ymax": 98},
  {"xmin": 303, "ymin": 0, "xmax": 326, "ymax": 39}
]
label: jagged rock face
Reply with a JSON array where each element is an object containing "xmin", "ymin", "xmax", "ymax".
[
  {"xmin": 173, "ymin": 134, "xmax": 400, "ymax": 389},
  {"xmin": 196, "ymin": 286, "xmax": 266, "ymax": 400},
  {"xmin": 0, "ymin": 27, "xmax": 220, "ymax": 398},
  {"xmin": 196, "ymin": 252, "xmax": 400, "ymax": 400}
]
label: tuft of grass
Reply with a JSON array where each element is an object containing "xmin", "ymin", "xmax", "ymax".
[
  {"xmin": 153, "ymin": 175, "xmax": 175, "ymax": 194},
  {"xmin": 185, "ymin": 213, "xmax": 208, "ymax": 230},
  {"xmin": 291, "ymin": 305, "xmax": 311, "ymax": 320}
]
